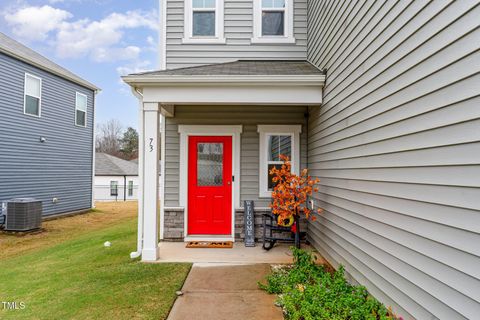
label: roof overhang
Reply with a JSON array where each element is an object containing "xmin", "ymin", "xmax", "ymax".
[{"xmin": 122, "ymin": 74, "xmax": 325, "ymax": 105}]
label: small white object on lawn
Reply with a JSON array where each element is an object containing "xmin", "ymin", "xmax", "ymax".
[{"xmin": 104, "ymin": 241, "xmax": 111, "ymax": 247}]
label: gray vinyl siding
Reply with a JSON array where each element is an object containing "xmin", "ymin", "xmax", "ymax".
[
  {"xmin": 164, "ymin": 105, "xmax": 307, "ymax": 208},
  {"xmin": 0, "ymin": 52, "xmax": 94, "ymax": 216},
  {"xmin": 165, "ymin": 0, "xmax": 307, "ymax": 69},
  {"xmin": 306, "ymin": 0, "xmax": 480, "ymax": 319}
]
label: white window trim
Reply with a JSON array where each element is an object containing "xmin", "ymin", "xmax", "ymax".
[
  {"xmin": 251, "ymin": 0, "xmax": 295, "ymax": 44},
  {"xmin": 75, "ymin": 92, "xmax": 87, "ymax": 127},
  {"xmin": 24, "ymin": 73, "xmax": 42, "ymax": 117},
  {"xmin": 258, "ymin": 124, "xmax": 301, "ymax": 198},
  {"xmin": 183, "ymin": 0, "xmax": 226, "ymax": 44},
  {"xmin": 178, "ymin": 125, "xmax": 242, "ymax": 240}
]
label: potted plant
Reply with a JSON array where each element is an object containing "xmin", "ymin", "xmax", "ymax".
[{"xmin": 269, "ymin": 155, "xmax": 322, "ymax": 248}]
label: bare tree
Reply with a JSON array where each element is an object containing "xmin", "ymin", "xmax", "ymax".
[{"xmin": 95, "ymin": 119, "xmax": 124, "ymax": 157}]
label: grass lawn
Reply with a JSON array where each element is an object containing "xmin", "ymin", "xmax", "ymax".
[{"xmin": 0, "ymin": 202, "xmax": 191, "ymax": 320}]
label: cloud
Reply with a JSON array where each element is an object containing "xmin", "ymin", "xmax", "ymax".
[
  {"xmin": 116, "ymin": 60, "xmax": 152, "ymax": 76},
  {"xmin": 4, "ymin": 5, "xmax": 72, "ymax": 41},
  {"xmin": 3, "ymin": 5, "xmax": 158, "ymax": 63},
  {"xmin": 147, "ymin": 36, "xmax": 156, "ymax": 46},
  {"xmin": 92, "ymin": 46, "xmax": 141, "ymax": 63},
  {"xmin": 55, "ymin": 10, "xmax": 157, "ymax": 61}
]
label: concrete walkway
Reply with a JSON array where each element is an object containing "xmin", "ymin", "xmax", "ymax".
[{"xmin": 167, "ymin": 263, "xmax": 284, "ymax": 320}]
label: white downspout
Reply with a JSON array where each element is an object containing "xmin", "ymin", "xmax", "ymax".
[
  {"xmin": 91, "ymin": 90, "xmax": 98, "ymax": 209},
  {"xmin": 130, "ymin": 87, "xmax": 144, "ymax": 259}
]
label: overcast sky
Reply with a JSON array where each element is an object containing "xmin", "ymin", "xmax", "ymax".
[{"xmin": 0, "ymin": 0, "xmax": 160, "ymax": 129}]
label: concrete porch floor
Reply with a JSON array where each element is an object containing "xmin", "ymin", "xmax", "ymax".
[{"xmin": 156, "ymin": 241, "xmax": 312, "ymax": 264}]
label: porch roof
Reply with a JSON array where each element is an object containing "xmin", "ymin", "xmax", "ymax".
[
  {"xmin": 122, "ymin": 60, "xmax": 325, "ymax": 86},
  {"xmin": 130, "ymin": 60, "xmax": 323, "ymax": 76},
  {"xmin": 122, "ymin": 60, "xmax": 325, "ymax": 106}
]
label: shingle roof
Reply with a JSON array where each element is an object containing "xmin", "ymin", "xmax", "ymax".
[
  {"xmin": 130, "ymin": 60, "xmax": 324, "ymax": 76},
  {"xmin": 0, "ymin": 32, "xmax": 99, "ymax": 91},
  {"xmin": 95, "ymin": 153, "xmax": 138, "ymax": 176}
]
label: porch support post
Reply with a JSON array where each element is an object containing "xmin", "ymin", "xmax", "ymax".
[{"xmin": 141, "ymin": 102, "xmax": 160, "ymax": 261}]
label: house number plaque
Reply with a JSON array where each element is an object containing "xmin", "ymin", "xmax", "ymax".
[
  {"xmin": 244, "ymin": 200, "xmax": 255, "ymax": 247},
  {"xmin": 149, "ymin": 138, "xmax": 154, "ymax": 152}
]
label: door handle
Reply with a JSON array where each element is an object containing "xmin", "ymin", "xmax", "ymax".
[{"xmin": 227, "ymin": 181, "xmax": 231, "ymax": 185}]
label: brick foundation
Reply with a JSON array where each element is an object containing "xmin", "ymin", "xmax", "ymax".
[
  {"xmin": 162, "ymin": 207, "xmax": 306, "ymax": 243},
  {"xmin": 163, "ymin": 208, "xmax": 184, "ymax": 240}
]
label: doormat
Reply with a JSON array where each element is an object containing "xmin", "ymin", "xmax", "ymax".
[{"xmin": 186, "ymin": 241, "xmax": 233, "ymax": 249}]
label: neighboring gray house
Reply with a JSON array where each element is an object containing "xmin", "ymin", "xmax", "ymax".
[
  {"xmin": 0, "ymin": 32, "xmax": 99, "ymax": 216},
  {"xmin": 123, "ymin": 1, "xmax": 480, "ymax": 319}
]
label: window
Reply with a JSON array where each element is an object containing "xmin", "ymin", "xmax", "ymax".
[
  {"xmin": 197, "ymin": 142, "xmax": 223, "ymax": 186},
  {"xmin": 262, "ymin": 0, "xmax": 285, "ymax": 36},
  {"xmin": 110, "ymin": 181, "xmax": 118, "ymax": 197},
  {"xmin": 24, "ymin": 74, "xmax": 42, "ymax": 117},
  {"xmin": 258, "ymin": 125, "xmax": 301, "ymax": 197},
  {"xmin": 184, "ymin": 0, "xmax": 225, "ymax": 43},
  {"xmin": 252, "ymin": 0, "xmax": 295, "ymax": 43},
  {"xmin": 128, "ymin": 181, "xmax": 134, "ymax": 197},
  {"xmin": 267, "ymin": 135, "xmax": 291, "ymax": 190},
  {"xmin": 193, "ymin": 0, "xmax": 215, "ymax": 36},
  {"xmin": 75, "ymin": 92, "xmax": 87, "ymax": 127}
]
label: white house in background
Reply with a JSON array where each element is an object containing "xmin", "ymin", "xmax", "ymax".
[
  {"xmin": 94, "ymin": 153, "xmax": 162, "ymax": 201},
  {"xmin": 94, "ymin": 153, "xmax": 139, "ymax": 201}
]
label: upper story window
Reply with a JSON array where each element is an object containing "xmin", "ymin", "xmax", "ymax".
[
  {"xmin": 24, "ymin": 73, "xmax": 42, "ymax": 117},
  {"xmin": 193, "ymin": 0, "xmax": 215, "ymax": 36},
  {"xmin": 262, "ymin": 0, "xmax": 285, "ymax": 36},
  {"xmin": 75, "ymin": 92, "xmax": 87, "ymax": 127},
  {"xmin": 258, "ymin": 125, "xmax": 301, "ymax": 198},
  {"xmin": 252, "ymin": 0, "xmax": 295, "ymax": 44},
  {"xmin": 184, "ymin": 0, "xmax": 225, "ymax": 44}
]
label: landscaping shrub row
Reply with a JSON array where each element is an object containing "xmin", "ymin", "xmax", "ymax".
[{"xmin": 260, "ymin": 248, "xmax": 401, "ymax": 320}]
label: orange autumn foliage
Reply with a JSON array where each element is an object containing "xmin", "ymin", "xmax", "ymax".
[{"xmin": 269, "ymin": 155, "xmax": 322, "ymax": 227}]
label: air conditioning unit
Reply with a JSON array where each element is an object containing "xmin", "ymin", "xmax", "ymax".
[{"xmin": 5, "ymin": 198, "xmax": 42, "ymax": 231}]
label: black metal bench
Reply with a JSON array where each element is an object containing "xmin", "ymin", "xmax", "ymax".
[{"xmin": 262, "ymin": 212, "xmax": 301, "ymax": 250}]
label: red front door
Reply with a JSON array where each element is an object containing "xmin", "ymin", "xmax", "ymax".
[{"xmin": 188, "ymin": 136, "xmax": 232, "ymax": 235}]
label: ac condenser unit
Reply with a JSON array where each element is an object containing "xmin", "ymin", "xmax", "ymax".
[{"xmin": 6, "ymin": 198, "xmax": 42, "ymax": 231}]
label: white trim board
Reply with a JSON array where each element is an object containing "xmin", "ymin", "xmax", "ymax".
[
  {"xmin": 178, "ymin": 125, "xmax": 242, "ymax": 240},
  {"xmin": 124, "ymin": 74, "xmax": 325, "ymax": 105},
  {"xmin": 159, "ymin": 0, "xmax": 167, "ymax": 70},
  {"xmin": 141, "ymin": 84, "xmax": 323, "ymax": 105}
]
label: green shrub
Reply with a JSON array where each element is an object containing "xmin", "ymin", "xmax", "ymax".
[{"xmin": 259, "ymin": 248, "xmax": 400, "ymax": 320}]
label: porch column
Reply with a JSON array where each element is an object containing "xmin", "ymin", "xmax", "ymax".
[{"xmin": 142, "ymin": 102, "xmax": 160, "ymax": 261}]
